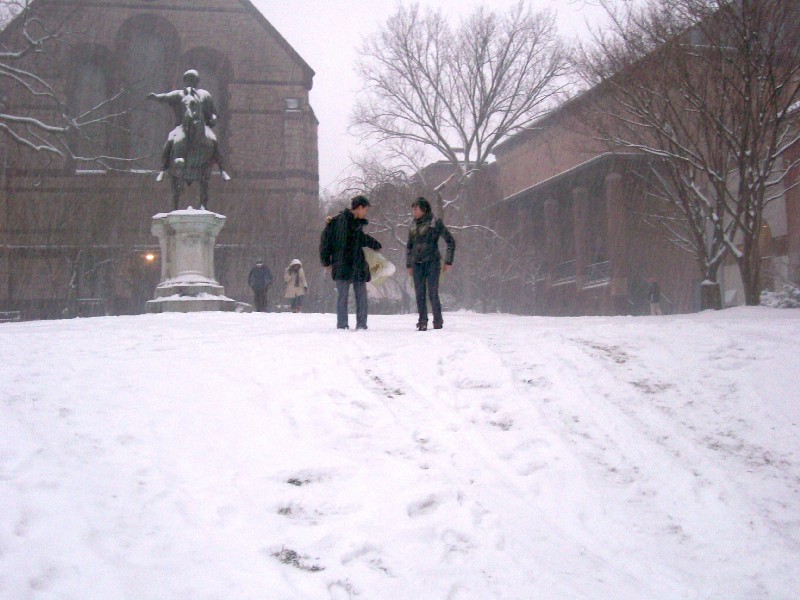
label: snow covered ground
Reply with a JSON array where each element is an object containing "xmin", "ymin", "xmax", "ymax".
[{"xmin": 1, "ymin": 308, "xmax": 798, "ymax": 599}]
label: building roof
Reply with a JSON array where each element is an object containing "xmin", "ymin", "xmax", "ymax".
[
  {"xmin": 238, "ymin": 0, "xmax": 315, "ymax": 88},
  {"xmin": 501, "ymin": 152, "xmax": 644, "ymax": 205},
  {"xmin": 2, "ymin": 0, "xmax": 316, "ymax": 89},
  {"xmin": 493, "ymin": 87, "xmax": 596, "ymax": 157}
]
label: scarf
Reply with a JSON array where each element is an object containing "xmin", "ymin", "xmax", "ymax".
[{"xmin": 411, "ymin": 213, "xmax": 433, "ymax": 238}]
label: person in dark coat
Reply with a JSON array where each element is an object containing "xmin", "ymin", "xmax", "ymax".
[
  {"xmin": 648, "ymin": 279, "xmax": 662, "ymax": 315},
  {"xmin": 248, "ymin": 259, "xmax": 273, "ymax": 312},
  {"xmin": 319, "ymin": 195, "xmax": 382, "ymax": 329},
  {"xmin": 406, "ymin": 197, "xmax": 455, "ymax": 330}
]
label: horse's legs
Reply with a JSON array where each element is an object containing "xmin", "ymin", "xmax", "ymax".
[
  {"xmin": 211, "ymin": 141, "xmax": 231, "ymax": 180},
  {"xmin": 199, "ymin": 173, "xmax": 210, "ymax": 210},
  {"xmin": 211, "ymin": 141, "xmax": 225, "ymax": 171},
  {"xmin": 171, "ymin": 176, "xmax": 183, "ymax": 211},
  {"xmin": 160, "ymin": 140, "xmax": 173, "ymax": 171}
]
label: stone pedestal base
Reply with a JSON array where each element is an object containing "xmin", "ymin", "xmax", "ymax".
[
  {"xmin": 147, "ymin": 293, "xmax": 240, "ymax": 313},
  {"xmin": 145, "ymin": 208, "xmax": 250, "ymax": 313}
]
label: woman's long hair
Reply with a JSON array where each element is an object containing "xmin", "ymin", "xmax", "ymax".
[{"xmin": 412, "ymin": 197, "xmax": 431, "ymax": 216}]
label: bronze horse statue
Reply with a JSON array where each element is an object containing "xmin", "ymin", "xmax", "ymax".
[
  {"xmin": 165, "ymin": 91, "xmax": 225, "ymax": 211},
  {"xmin": 147, "ymin": 70, "xmax": 230, "ymax": 211}
]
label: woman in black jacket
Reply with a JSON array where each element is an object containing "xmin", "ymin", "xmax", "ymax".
[{"xmin": 406, "ymin": 197, "xmax": 455, "ymax": 331}]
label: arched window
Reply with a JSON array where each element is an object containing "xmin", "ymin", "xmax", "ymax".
[
  {"xmin": 116, "ymin": 15, "xmax": 180, "ymax": 169},
  {"xmin": 68, "ymin": 45, "xmax": 114, "ymax": 169}
]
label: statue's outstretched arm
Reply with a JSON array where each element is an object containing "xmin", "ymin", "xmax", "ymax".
[{"xmin": 146, "ymin": 90, "xmax": 181, "ymax": 103}]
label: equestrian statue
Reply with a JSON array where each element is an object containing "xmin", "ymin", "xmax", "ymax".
[{"xmin": 147, "ymin": 69, "xmax": 230, "ymax": 211}]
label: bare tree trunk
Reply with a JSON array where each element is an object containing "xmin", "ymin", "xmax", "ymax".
[
  {"xmin": 699, "ymin": 255, "xmax": 722, "ymax": 310},
  {"xmin": 740, "ymin": 247, "xmax": 763, "ymax": 306}
]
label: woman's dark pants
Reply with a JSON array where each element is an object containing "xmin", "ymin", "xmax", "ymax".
[{"xmin": 413, "ymin": 260, "xmax": 442, "ymax": 327}]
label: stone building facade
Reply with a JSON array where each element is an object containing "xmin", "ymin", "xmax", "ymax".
[{"xmin": 0, "ymin": 0, "xmax": 318, "ymax": 319}]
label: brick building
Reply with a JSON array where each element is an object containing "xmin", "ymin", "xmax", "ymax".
[
  {"xmin": 493, "ymin": 74, "xmax": 799, "ymax": 318},
  {"xmin": 493, "ymin": 102, "xmax": 699, "ymax": 316},
  {"xmin": 0, "ymin": 0, "xmax": 318, "ymax": 319}
]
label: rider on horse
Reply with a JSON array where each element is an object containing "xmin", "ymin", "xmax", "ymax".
[{"xmin": 147, "ymin": 69, "xmax": 230, "ymax": 184}]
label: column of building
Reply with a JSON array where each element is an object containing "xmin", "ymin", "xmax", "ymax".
[
  {"xmin": 0, "ymin": 141, "xmax": 8, "ymax": 308},
  {"xmin": 572, "ymin": 187, "xmax": 589, "ymax": 291},
  {"xmin": 515, "ymin": 202, "xmax": 535, "ymax": 312},
  {"xmin": 605, "ymin": 172, "xmax": 629, "ymax": 314},
  {"xmin": 543, "ymin": 197, "xmax": 558, "ymax": 288},
  {"xmin": 787, "ymin": 143, "xmax": 800, "ymax": 285}
]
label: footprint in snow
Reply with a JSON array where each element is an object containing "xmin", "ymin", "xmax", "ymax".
[
  {"xmin": 515, "ymin": 460, "xmax": 548, "ymax": 476},
  {"xmin": 472, "ymin": 505, "xmax": 506, "ymax": 550},
  {"xmin": 441, "ymin": 528, "xmax": 473, "ymax": 562},
  {"xmin": 407, "ymin": 494, "xmax": 439, "ymax": 518},
  {"xmin": 489, "ymin": 416, "xmax": 514, "ymax": 431},
  {"xmin": 340, "ymin": 544, "xmax": 392, "ymax": 575},
  {"xmin": 328, "ymin": 580, "xmax": 355, "ymax": 599},
  {"xmin": 29, "ymin": 565, "xmax": 59, "ymax": 592},
  {"xmin": 216, "ymin": 504, "xmax": 237, "ymax": 525}
]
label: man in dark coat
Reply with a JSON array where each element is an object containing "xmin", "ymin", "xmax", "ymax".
[
  {"xmin": 248, "ymin": 259, "xmax": 273, "ymax": 312},
  {"xmin": 319, "ymin": 196, "xmax": 382, "ymax": 329},
  {"xmin": 406, "ymin": 197, "xmax": 455, "ymax": 331},
  {"xmin": 648, "ymin": 279, "xmax": 662, "ymax": 315}
]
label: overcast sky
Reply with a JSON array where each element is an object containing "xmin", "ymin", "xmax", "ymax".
[{"xmin": 253, "ymin": 1, "xmax": 607, "ymax": 192}]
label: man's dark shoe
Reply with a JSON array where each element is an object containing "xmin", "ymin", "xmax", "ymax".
[
  {"xmin": 356, "ymin": 325, "xmax": 368, "ymax": 330},
  {"xmin": 337, "ymin": 325, "xmax": 349, "ymax": 329},
  {"xmin": 433, "ymin": 323, "xmax": 443, "ymax": 329},
  {"xmin": 416, "ymin": 322, "xmax": 427, "ymax": 331}
]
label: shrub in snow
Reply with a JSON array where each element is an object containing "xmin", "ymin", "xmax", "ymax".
[{"xmin": 760, "ymin": 283, "xmax": 800, "ymax": 308}]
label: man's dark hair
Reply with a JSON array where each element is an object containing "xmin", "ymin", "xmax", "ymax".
[
  {"xmin": 411, "ymin": 197, "xmax": 431, "ymax": 215},
  {"xmin": 351, "ymin": 195, "xmax": 371, "ymax": 210}
]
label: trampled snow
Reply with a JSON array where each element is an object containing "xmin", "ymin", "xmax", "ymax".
[{"xmin": 1, "ymin": 308, "xmax": 798, "ymax": 599}]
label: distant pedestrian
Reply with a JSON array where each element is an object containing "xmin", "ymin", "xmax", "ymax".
[
  {"xmin": 407, "ymin": 197, "xmax": 455, "ymax": 331},
  {"xmin": 319, "ymin": 195, "xmax": 382, "ymax": 329},
  {"xmin": 648, "ymin": 279, "xmax": 662, "ymax": 315},
  {"xmin": 284, "ymin": 259, "xmax": 308, "ymax": 313},
  {"xmin": 248, "ymin": 259, "xmax": 273, "ymax": 312}
]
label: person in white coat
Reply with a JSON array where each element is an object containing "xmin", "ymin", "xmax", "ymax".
[{"xmin": 284, "ymin": 259, "xmax": 308, "ymax": 312}]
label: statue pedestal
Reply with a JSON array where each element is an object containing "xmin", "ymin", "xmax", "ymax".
[{"xmin": 146, "ymin": 208, "xmax": 242, "ymax": 313}]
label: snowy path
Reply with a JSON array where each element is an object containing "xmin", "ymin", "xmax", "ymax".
[{"xmin": 1, "ymin": 309, "xmax": 798, "ymax": 599}]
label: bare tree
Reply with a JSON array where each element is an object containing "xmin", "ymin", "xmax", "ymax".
[
  {"xmin": 336, "ymin": 155, "xmax": 537, "ymax": 313},
  {"xmin": 577, "ymin": 0, "xmax": 800, "ymax": 307},
  {"xmin": 703, "ymin": 0, "xmax": 800, "ymax": 305},
  {"xmin": 1, "ymin": 0, "xmax": 128, "ymax": 167},
  {"xmin": 352, "ymin": 1, "xmax": 569, "ymax": 216}
]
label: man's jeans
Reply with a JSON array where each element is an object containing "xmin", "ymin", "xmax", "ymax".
[
  {"xmin": 336, "ymin": 279, "xmax": 368, "ymax": 328},
  {"xmin": 412, "ymin": 260, "xmax": 442, "ymax": 326}
]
